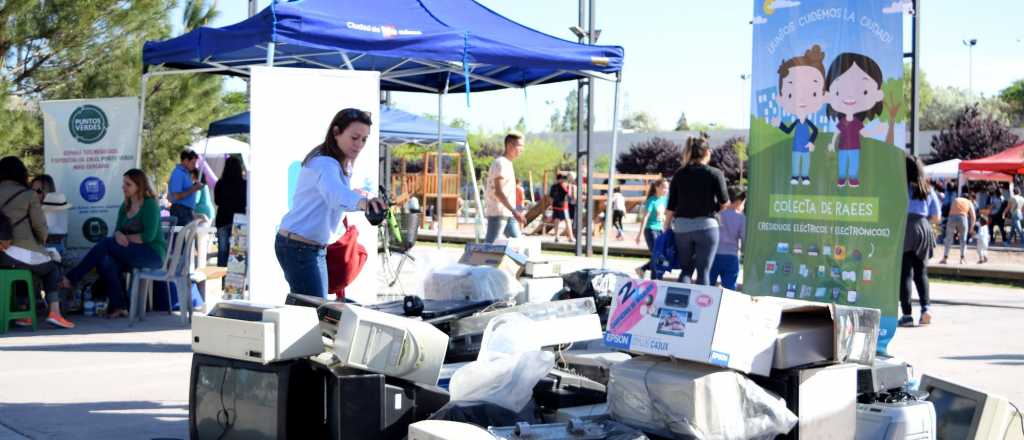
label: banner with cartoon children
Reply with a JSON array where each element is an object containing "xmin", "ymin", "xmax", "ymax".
[{"xmin": 746, "ymin": 0, "xmax": 909, "ymax": 353}]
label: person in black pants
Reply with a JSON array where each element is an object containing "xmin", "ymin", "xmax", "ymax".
[
  {"xmin": 664, "ymin": 135, "xmax": 729, "ymax": 285},
  {"xmin": 900, "ymin": 155, "xmax": 941, "ymax": 327},
  {"xmin": 213, "ymin": 156, "xmax": 247, "ymax": 267}
]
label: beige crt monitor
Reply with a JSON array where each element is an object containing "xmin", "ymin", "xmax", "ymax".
[{"xmin": 920, "ymin": 374, "xmax": 1024, "ymax": 440}]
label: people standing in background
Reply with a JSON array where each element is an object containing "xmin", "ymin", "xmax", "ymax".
[
  {"xmin": 939, "ymin": 193, "xmax": 975, "ymax": 265},
  {"xmin": 214, "ymin": 156, "xmax": 247, "ymax": 268},
  {"xmin": 709, "ymin": 187, "xmax": 746, "ymax": 290},
  {"xmin": 900, "ymin": 155, "xmax": 940, "ymax": 327},
  {"xmin": 987, "ymin": 189, "xmax": 1007, "ymax": 244},
  {"xmin": 665, "ymin": 135, "xmax": 729, "ymax": 285},
  {"xmin": 0, "ymin": 157, "xmax": 74, "ymax": 329},
  {"xmin": 191, "ymin": 169, "xmax": 215, "ymax": 224},
  {"xmin": 167, "ymin": 150, "xmax": 204, "ymax": 226},
  {"xmin": 483, "ymin": 132, "xmax": 526, "ymax": 243},
  {"xmin": 1004, "ymin": 188, "xmax": 1024, "ymax": 244},
  {"xmin": 611, "ymin": 187, "xmax": 626, "ymax": 240},
  {"xmin": 976, "ymin": 217, "xmax": 990, "ymax": 264},
  {"xmin": 275, "ymin": 108, "xmax": 385, "ymax": 299},
  {"xmin": 634, "ymin": 178, "xmax": 668, "ymax": 278},
  {"xmin": 567, "ymin": 171, "xmax": 578, "ymax": 237},
  {"xmin": 549, "ymin": 173, "xmax": 574, "ymax": 243}
]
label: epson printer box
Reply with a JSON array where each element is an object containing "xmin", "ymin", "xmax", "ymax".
[{"xmin": 604, "ymin": 279, "xmax": 781, "ymax": 376}]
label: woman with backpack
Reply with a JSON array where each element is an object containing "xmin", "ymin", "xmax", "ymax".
[
  {"xmin": 0, "ymin": 157, "xmax": 74, "ymax": 328},
  {"xmin": 549, "ymin": 173, "xmax": 574, "ymax": 243}
]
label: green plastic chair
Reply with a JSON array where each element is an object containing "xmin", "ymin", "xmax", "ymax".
[{"xmin": 0, "ymin": 269, "xmax": 36, "ymax": 333}]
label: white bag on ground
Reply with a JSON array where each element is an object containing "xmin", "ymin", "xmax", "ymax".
[
  {"xmin": 608, "ymin": 356, "xmax": 797, "ymax": 440},
  {"xmin": 449, "ymin": 313, "xmax": 555, "ymax": 412},
  {"xmin": 423, "ymin": 263, "xmax": 522, "ymax": 302}
]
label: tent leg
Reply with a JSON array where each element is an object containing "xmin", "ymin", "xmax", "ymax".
[
  {"xmin": 463, "ymin": 141, "xmax": 484, "ymax": 242},
  {"xmin": 135, "ymin": 74, "xmax": 149, "ymax": 169},
  {"xmin": 437, "ymin": 77, "xmax": 449, "ymax": 249},
  {"xmin": 602, "ymin": 73, "xmax": 623, "ymax": 269},
  {"xmin": 266, "ymin": 42, "xmax": 276, "ymax": 65}
]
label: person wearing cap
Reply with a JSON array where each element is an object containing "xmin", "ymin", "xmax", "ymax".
[{"xmin": 0, "ymin": 158, "xmax": 74, "ymax": 328}]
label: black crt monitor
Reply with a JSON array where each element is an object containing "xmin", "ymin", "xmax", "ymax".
[
  {"xmin": 189, "ymin": 354, "xmax": 324, "ymax": 440},
  {"xmin": 920, "ymin": 374, "xmax": 1024, "ymax": 440}
]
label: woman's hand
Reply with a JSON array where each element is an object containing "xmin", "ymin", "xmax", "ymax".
[
  {"xmin": 0, "ymin": 240, "xmax": 11, "ymax": 252},
  {"xmin": 634, "ymin": 234, "xmax": 642, "ymax": 245},
  {"xmin": 115, "ymin": 231, "xmax": 130, "ymax": 247}
]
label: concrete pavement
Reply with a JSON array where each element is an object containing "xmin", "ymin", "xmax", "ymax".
[{"xmin": 0, "ymin": 247, "xmax": 1021, "ymax": 439}]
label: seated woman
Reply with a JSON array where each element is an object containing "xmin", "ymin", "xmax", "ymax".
[
  {"xmin": 31, "ymin": 174, "xmax": 72, "ymax": 255},
  {"xmin": 0, "ymin": 157, "xmax": 74, "ymax": 328},
  {"xmin": 61, "ymin": 169, "xmax": 166, "ymax": 318}
]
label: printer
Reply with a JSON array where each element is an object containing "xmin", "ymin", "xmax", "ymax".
[{"xmin": 192, "ymin": 301, "xmax": 323, "ymax": 364}]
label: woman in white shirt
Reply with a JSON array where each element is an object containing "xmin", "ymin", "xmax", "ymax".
[{"xmin": 275, "ymin": 108, "xmax": 385, "ymax": 298}]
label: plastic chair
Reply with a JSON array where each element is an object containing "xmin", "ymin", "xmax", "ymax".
[
  {"xmin": 0, "ymin": 269, "xmax": 36, "ymax": 333},
  {"xmin": 128, "ymin": 219, "xmax": 199, "ymax": 326}
]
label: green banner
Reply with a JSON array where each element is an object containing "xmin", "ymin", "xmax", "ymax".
[{"xmin": 746, "ymin": 0, "xmax": 908, "ymax": 352}]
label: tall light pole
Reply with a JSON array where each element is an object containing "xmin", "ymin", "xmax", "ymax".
[
  {"xmin": 962, "ymin": 38, "xmax": 977, "ymax": 98},
  {"xmin": 740, "ymin": 74, "xmax": 750, "ymax": 184}
]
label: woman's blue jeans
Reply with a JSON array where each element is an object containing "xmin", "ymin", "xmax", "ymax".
[{"xmin": 274, "ymin": 234, "xmax": 328, "ymax": 298}]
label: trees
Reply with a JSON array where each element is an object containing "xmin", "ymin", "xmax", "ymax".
[
  {"xmin": 920, "ymin": 86, "xmax": 1011, "ymax": 131},
  {"xmin": 547, "ymin": 89, "xmax": 581, "ymax": 132},
  {"xmin": 930, "ymin": 105, "xmax": 1021, "ymax": 163},
  {"xmin": 999, "ymin": 79, "xmax": 1024, "ymax": 127},
  {"xmin": 616, "ymin": 137, "xmax": 682, "ymax": 177},
  {"xmin": 709, "ymin": 136, "xmax": 747, "ymax": 186},
  {"xmin": 674, "ymin": 112, "xmax": 689, "ymax": 131},
  {"xmin": 0, "ymin": 0, "xmax": 231, "ymax": 181},
  {"xmin": 880, "ymin": 78, "xmax": 907, "ymax": 144},
  {"xmin": 621, "ymin": 111, "xmax": 659, "ymax": 132}
]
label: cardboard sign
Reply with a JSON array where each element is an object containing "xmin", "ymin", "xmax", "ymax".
[{"xmin": 604, "ymin": 279, "xmax": 781, "ymax": 376}]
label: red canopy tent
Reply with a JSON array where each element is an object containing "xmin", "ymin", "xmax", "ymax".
[{"xmin": 959, "ymin": 142, "xmax": 1024, "ymax": 175}]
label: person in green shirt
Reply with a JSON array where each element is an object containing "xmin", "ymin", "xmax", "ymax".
[
  {"xmin": 61, "ymin": 169, "xmax": 166, "ymax": 318},
  {"xmin": 634, "ymin": 178, "xmax": 668, "ymax": 278}
]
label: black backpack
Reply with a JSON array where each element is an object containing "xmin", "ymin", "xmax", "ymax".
[{"xmin": 0, "ymin": 188, "xmax": 32, "ymax": 241}]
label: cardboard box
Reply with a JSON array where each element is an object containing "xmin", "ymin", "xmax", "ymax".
[
  {"xmin": 458, "ymin": 243, "xmax": 527, "ymax": 277},
  {"xmin": 762, "ymin": 297, "xmax": 880, "ymax": 368},
  {"xmin": 517, "ymin": 276, "xmax": 565, "ymax": 304},
  {"xmin": 497, "ymin": 236, "xmax": 543, "ymax": 259},
  {"xmin": 603, "ymin": 279, "xmax": 781, "ymax": 376},
  {"xmin": 523, "ymin": 260, "xmax": 564, "ymax": 278}
]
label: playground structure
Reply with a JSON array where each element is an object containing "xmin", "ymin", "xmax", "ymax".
[
  {"xmin": 528, "ymin": 170, "xmax": 663, "ymax": 236},
  {"xmin": 391, "ymin": 151, "xmax": 463, "ymax": 230}
]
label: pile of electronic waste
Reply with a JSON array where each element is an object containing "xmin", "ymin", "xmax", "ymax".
[{"xmin": 187, "ymin": 240, "xmax": 1024, "ymax": 440}]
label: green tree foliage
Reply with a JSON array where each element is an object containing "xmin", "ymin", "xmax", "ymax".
[
  {"xmin": 674, "ymin": 112, "xmax": 689, "ymax": 131},
  {"xmin": 879, "ymin": 78, "xmax": 906, "ymax": 144},
  {"xmin": 709, "ymin": 136, "xmax": 746, "ymax": 186},
  {"xmin": 930, "ymin": 105, "xmax": 1020, "ymax": 163},
  {"xmin": 621, "ymin": 111, "xmax": 659, "ymax": 132},
  {"xmin": 0, "ymin": 0, "xmax": 231, "ymax": 183},
  {"xmin": 512, "ymin": 139, "xmax": 572, "ymax": 181},
  {"xmin": 920, "ymin": 86, "xmax": 1010, "ymax": 131},
  {"xmin": 999, "ymin": 79, "xmax": 1024, "ymax": 127},
  {"xmin": 547, "ymin": 89, "xmax": 580, "ymax": 132}
]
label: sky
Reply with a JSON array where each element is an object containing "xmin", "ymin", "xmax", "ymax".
[{"xmin": 187, "ymin": 0, "xmax": 1024, "ymax": 133}]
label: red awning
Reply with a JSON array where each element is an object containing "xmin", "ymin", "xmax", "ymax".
[{"xmin": 959, "ymin": 143, "xmax": 1024, "ymax": 175}]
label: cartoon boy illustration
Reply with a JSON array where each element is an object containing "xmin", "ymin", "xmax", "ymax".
[
  {"xmin": 825, "ymin": 52, "xmax": 886, "ymax": 188},
  {"xmin": 772, "ymin": 45, "xmax": 827, "ymax": 186}
]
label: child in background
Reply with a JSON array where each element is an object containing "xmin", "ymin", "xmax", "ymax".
[
  {"xmin": 611, "ymin": 187, "xmax": 626, "ymax": 240},
  {"xmin": 976, "ymin": 216, "xmax": 990, "ymax": 264},
  {"xmin": 709, "ymin": 186, "xmax": 746, "ymax": 290}
]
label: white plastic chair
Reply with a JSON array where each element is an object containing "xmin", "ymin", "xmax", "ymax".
[{"xmin": 128, "ymin": 219, "xmax": 199, "ymax": 326}]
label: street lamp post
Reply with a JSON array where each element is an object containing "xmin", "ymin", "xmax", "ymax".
[
  {"xmin": 962, "ymin": 38, "xmax": 977, "ymax": 98},
  {"xmin": 740, "ymin": 74, "xmax": 750, "ymax": 184}
]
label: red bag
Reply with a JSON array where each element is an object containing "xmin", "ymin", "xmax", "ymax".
[{"xmin": 326, "ymin": 217, "xmax": 367, "ymax": 299}]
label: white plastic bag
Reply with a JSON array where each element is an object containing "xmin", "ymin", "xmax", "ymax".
[
  {"xmin": 449, "ymin": 313, "xmax": 555, "ymax": 412},
  {"xmin": 423, "ymin": 264, "xmax": 522, "ymax": 302}
]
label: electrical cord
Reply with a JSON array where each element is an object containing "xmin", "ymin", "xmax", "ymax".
[
  {"xmin": 216, "ymin": 367, "xmax": 236, "ymax": 440},
  {"xmin": 1009, "ymin": 401, "xmax": 1024, "ymax": 438}
]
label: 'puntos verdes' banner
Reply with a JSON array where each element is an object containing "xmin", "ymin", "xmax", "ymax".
[{"xmin": 745, "ymin": 0, "xmax": 909, "ymax": 353}]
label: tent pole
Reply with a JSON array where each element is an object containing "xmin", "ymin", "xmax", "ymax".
[
  {"xmin": 602, "ymin": 73, "xmax": 623, "ymax": 268},
  {"xmin": 135, "ymin": 73, "xmax": 149, "ymax": 169},
  {"xmin": 266, "ymin": 42, "xmax": 276, "ymax": 65},
  {"xmin": 437, "ymin": 77, "xmax": 450, "ymax": 249},
  {"xmin": 463, "ymin": 140, "xmax": 484, "ymax": 242}
]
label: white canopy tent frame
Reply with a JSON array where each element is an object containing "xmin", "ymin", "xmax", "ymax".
[{"xmin": 138, "ymin": 44, "xmax": 624, "ymax": 267}]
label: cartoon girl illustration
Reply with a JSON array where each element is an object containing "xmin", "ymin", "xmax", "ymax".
[
  {"xmin": 772, "ymin": 44, "xmax": 828, "ymax": 186},
  {"xmin": 825, "ymin": 53, "xmax": 886, "ymax": 188}
]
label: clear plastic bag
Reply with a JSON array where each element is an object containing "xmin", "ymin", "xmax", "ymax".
[
  {"xmin": 423, "ymin": 264, "xmax": 523, "ymax": 302},
  {"xmin": 449, "ymin": 313, "xmax": 555, "ymax": 412}
]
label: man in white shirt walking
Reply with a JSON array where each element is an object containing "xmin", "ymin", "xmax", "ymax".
[{"xmin": 484, "ymin": 132, "xmax": 526, "ymax": 243}]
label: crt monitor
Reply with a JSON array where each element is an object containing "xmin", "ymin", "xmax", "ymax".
[
  {"xmin": 920, "ymin": 374, "xmax": 1024, "ymax": 440},
  {"xmin": 189, "ymin": 354, "xmax": 324, "ymax": 440}
]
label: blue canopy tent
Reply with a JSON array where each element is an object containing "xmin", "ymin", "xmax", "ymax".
[{"xmin": 142, "ymin": 0, "xmax": 624, "ymax": 260}]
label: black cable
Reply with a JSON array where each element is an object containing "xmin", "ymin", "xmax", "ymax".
[
  {"xmin": 216, "ymin": 367, "xmax": 235, "ymax": 440},
  {"xmin": 1009, "ymin": 401, "xmax": 1024, "ymax": 438}
]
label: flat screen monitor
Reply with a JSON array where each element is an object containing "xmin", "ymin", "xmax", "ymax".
[
  {"xmin": 920, "ymin": 374, "xmax": 1023, "ymax": 440},
  {"xmin": 189, "ymin": 354, "xmax": 323, "ymax": 439}
]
